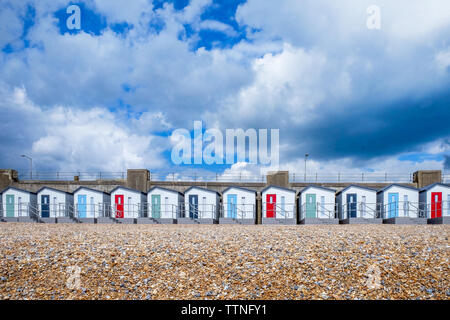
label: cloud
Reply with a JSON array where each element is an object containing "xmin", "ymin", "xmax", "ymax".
[
  {"xmin": 0, "ymin": 84, "xmax": 168, "ymax": 172},
  {"xmin": 445, "ymin": 156, "xmax": 450, "ymax": 170}
]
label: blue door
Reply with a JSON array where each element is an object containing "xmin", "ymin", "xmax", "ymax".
[
  {"xmin": 189, "ymin": 195, "xmax": 198, "ymax": 219},
  {"xmin": 78, "ymin": 195, "xmax": 87, "ymax": 218},
  {"xmin": 41, "ymin": 195, "xmax": 50, "ymax": 218},
  {"xmin": 388, "ymin": 193, "xmax": 399, "ymax": 218},
  {"xmin": 347, "ymin": 194, "xmax": 357, "ymax": 218},
  {"xmin": 227, "ymin": 194, "xmax": 237, "ymax": 218}
]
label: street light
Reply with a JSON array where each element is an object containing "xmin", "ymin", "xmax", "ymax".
[
  {"xmin": 304, "ymin": 153, "xmax": 309, "ymax": 182},
  {"xmin": 20, "ymin": 155, "xmax": 33, "ymax": 180}
]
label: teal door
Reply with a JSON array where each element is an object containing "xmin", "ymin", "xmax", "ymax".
[
  {"xmin": 306, "ymin": 194, "xmax": 316, "ymax": 218},
  {"xmin": 152, "ymin": 195, "xmax": 161, "ymax": 219},
  {"xmin": 227, "ymin": 194, "xmax": 237, "ymax": 218},
  {"xmin": 6, "ymin": 195, "xmax": 14, "ymax": 217},
  {"xmin": 388, "ymin": 193, "xmax": 399, "ymax": 218},
  {"xmin": 78, "ymin": 195, "xmax": 86, "ymax": 218}
]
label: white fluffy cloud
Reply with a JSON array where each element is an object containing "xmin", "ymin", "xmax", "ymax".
[{"xmin": 0, "ymin": 84, "xmax": 167, "ymax": 172}]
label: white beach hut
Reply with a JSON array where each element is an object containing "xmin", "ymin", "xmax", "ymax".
[
  {"xmin": 182, "ymin": 186, "xmax": 220, "ymax": 224},
  {"xmin": 377, "ymin": 184, "xmax": 419, "ymax": 220},
  {"xmin": 73, "ymin": 187, "xmax": 110, "ymax": 221},
  {"xmin": 146, "ymin": 186, "xmax": 184, "ymax": 223},
  {"xmin": 221, "ymin": 186, "xmax": 256, "ymax": 224},
  {"xmin": 1, "ymin": 187, "xmax": 37, "ymax": 222},
  {"xmin": 110, "ymin": 186, "xmax": 147, "ymax": 221},
  {"xmin": 261, "ymin": 185, "xmax": 296, "ymax": 224},
  {"xmin": 419, "ymin": 183, "xmax": 450, "ymax": 223},
  {"xmin": 336, "ymin": 185, "xmax": 379, "ymax": 222},
  {"xmin": 37, "ymin": 187, "xmax": 73, "ymax": 221},
  {"xmin": 299, "ymin": 185, "xmax": 337, "ymax": 224}
]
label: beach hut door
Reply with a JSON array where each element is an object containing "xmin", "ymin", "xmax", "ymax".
[
  {"xmin": 347, "ymin": 194, "xmax": 357, "ymax": 218},
  {"xmin": 266, "ymin": 194, "xmax": 276, "ymax": 218},
  {"xmin": 306, "ymin": 194, "xmax": 316, "ymax": 218},
  {"xmin": 78, "ymin": 195, "xmax": 87, "ymax": 218},
  {"xmin": 431, "ymin": 192, "xmax": 442, "ymax": 219},
  {"xmin": 152, "ymin": 195, "xmax": 161, "ymax": 219},
  {"xmin": 189, "ymin": 195, "xmax": 198, "ymax": 219},
  {"xmin": 115, "ymin": 195, "xmax": 124, "ymax": 218},
  {"xmin": 6, "ymin": 195, "xmax": 14, "ymax": 217},
  {"xmin": 388, "ymin": 193, "xmax": 398, "ymax": 218},
  {"xmin": 41, "ymin": 195, "xmax": 50, "ymax": 218},
  {"xmin": 227, "ymin": 194, "xmax": 237, "ymax": 219}
]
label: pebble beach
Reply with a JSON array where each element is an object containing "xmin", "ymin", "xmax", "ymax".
[{"xmin": 0, "ymin": 223, "xmax": 448, "ymax": 300}]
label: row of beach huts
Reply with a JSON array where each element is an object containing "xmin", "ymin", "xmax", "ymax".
[{"xmin": 0, "ymin": 183, "xmax": 449, "ymax": 225}]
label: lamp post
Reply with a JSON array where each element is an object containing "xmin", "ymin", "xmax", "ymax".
[
  {"xmin": 304, "ymin": 153, "xmax": 309, "ymax": 182},
  {"xmin": 20, "ymin": 155, "xmax": 33, "ymax": 179}
]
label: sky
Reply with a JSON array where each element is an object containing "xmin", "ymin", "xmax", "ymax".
[{"xmin": 0, "ymin": 0, "xmax": 449, "ymax": 178}]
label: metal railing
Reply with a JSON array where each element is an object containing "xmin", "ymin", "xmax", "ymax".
[
  {"xmin": 15, "ymin": 170, "xmax": 450, "ymax": 183},
  {"xmin": 18, "ymin": 171, "xmax": 127, "ymax": 181},
  {"xmin": 145, "ymin": 203, "xmax": 180, "ymax": 220},
  {"xmin": 300, "ymin": 202, "xmax": 337, "ymax": 220},
  {"xmin": 151, "ymin": 172, "xmax": 266, "ymax": 182},
  {"xmin": 291, "ymin": 173, "xmax": 416, "ymax": 183},
  {"xmin": 262, "ymin": 202, "xmax": 295, "ymax": 220},
  {"xmin": 220, "ymin": 203, "xmax": 255, "ymax": 220},
  {"xmin": 340, "ymin": 202, "xmax": 378, "ymax": 220},
  {"xmin": 183, "ymin": 203, "xmax": 218, "ymax": 220},
  {"xmin": 0, "ymin": 203, "xmax": 36, "ymax": 218},
  {"xmin": 105, "ymin": 203, "xmax": 145, "ymax": 219},
  {"xmin": 73, "ymin": 203, "xmax": 109, "ymax": 219},
  {"xmin": 378, "ymin": 201, "xmax": 424, "ymax": 219},
  {"xmin": 36, "ymin": 202, "xmax": 72, "ymax": 218},
  {"xmin": 419, "ymin": 201, "xmax": 450, "ymax": 219}
]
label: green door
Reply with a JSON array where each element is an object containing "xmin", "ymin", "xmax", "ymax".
[
  {"xmin": 6, "ymin": 195, "xmax": 15, "ymax": 217},
  {"xmin": 152, "ymin": 195, "xmax": 161, "ymax": 219},
  {"xmin": 305, "ymin": 194, "xmax": 316, "ymax": 218}
]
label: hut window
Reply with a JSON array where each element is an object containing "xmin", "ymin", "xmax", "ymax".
[
  {"xmin": 90, "ymin": 197, "xmax": 94, "ymax": 215},
  {"xmin": 53, "ymin": 197, "xmax": 57, "ymax": 215},
  {"xmin": 165, "ymin": 197, "xmax": 169, "ymax": 214},
  {"xmin": 361, "ymin": 196, "xmax": 366, "ymax": 216},
  {"xmin": 447, "ymin": 194, "xmax": 450, "ymax": 215},
  {"xmin": 403, "ymin": 195, "xmax": 409, "ymax": 216},
  {"xmin": 128, "ymin": 197, "xmax": 132, "ymax": 214},
  {"xmin": 321, "ymin": 196, "xmax": 325, "ymax": 215}
]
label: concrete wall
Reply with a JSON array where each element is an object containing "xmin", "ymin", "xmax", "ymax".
[
  {"xmin": 0, "ymin": 170, "xmax": 18, "ymax": 191},
  {"xmin": 5, "ymin": 168, "xmax": 428, "ymax": 196},
  {"xmin": 127, "ymin": 169, "xmax": 150, "ymax": 192},
  {"xmin": 266, "ymin": 171, "xmax": 290, "ymax": 188},
  {"xmin": 1, "ymin": 168, "xmax": 438, "ymax": 204},
  {"xmin": 413, "ymin": 170, "xmax": 442, "ymax": 188}
]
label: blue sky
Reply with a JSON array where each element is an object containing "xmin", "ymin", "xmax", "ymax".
[{"xmin": 0, "ymin": 0, "xmax": 449, "ymax": 176}]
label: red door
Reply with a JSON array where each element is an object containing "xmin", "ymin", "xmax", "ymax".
[
  {"xmin": 431, "ymin": 192, "xmax": 442, "ymax": 218},
  {"xmin": 115, "ymin": 195, "xmax": 124, "ymax": 218},
  {"xmin": 266, "ymin": 194, "xmax": 276, "ymax": 218}
]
